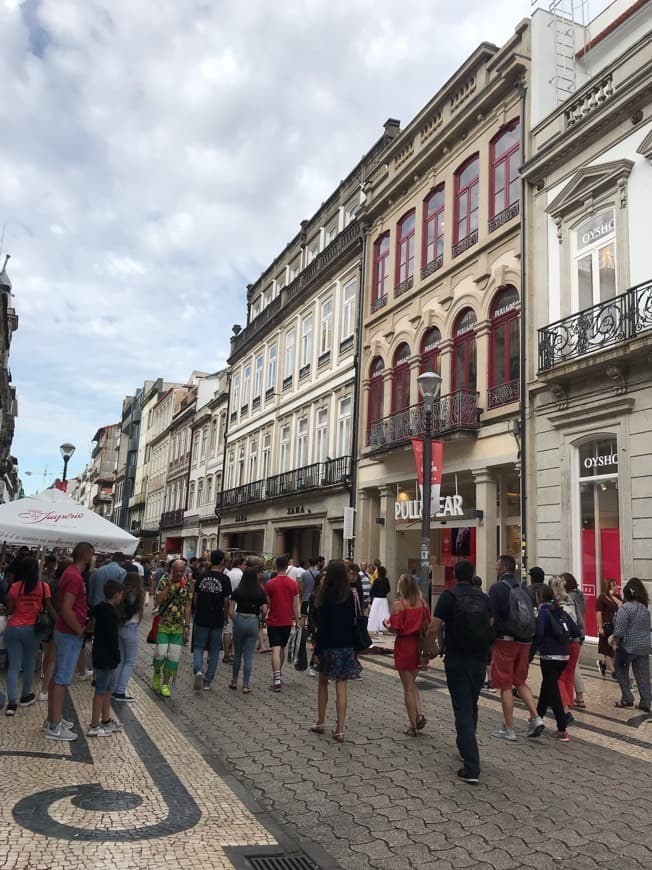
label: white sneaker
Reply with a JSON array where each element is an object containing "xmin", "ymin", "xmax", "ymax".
[
  {"xmin": 527, "ymin": 716, "xmax": 545, "ymax": 738},
  {"xmin": 307, "ymin": 668, "xmax": 318, "ymax": 677},
  {"xmin": 193, "ymin": 671, "xmax": 203, "ymax": 691},
  {"xmin": 102, "ymin": 718, "xmax": 123, "ymax": 733},
  {"xmin": 87, "ymin": 724, "xmax": 112, "ymax": 737},
  {"xmin": 38, "ymin": 691, "xmax": 49, "ymax": 702},
  {"xmin": 43, "ymin": 717, "xmax": 74, "ymax": 732},
  {"xmin": 492, "ymin": 725, "xmax": 517, "ymax": 741},
  {"xmin": 45, "ymin": 722, "xmax": 78, "ymax": 741}
]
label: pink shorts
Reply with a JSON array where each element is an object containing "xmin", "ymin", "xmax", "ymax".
[{"xmin": 491, "ymin": 639, "xmax": 531, "ymax": 690}]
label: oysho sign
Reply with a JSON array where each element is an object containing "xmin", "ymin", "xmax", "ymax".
[
  {"xmin": 395, "ymin": 494, "xmax": 464, "ymax": 520},
  {"xmin": 583, "ymin": 452, "xmax": 618, "ymax": 471}
]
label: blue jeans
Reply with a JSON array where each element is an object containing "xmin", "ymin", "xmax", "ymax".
[
  {"xmin": 53, "ymin": 630, "xmax": 84, "ymax": 686},
  {"xmin": 192, "ymin": 623, "xmax": 223, "ymax": 685},
  {"xmin": 232, "ymin": 614, "xmax": 259, "ymax": 687},
  {"xmin": 444, "ymin": 655, "xmax": 487, "ymax": 778},
  {"xmin": 6, "ymin": 625, "xmax": 40, "ymax": 702},
  {"xmin": 114, "ymin": 621, "xmax": 139, "ymax": 694}
]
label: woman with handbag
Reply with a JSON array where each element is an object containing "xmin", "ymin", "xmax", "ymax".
[
  {"xmin": 5, "ymin": 557, "xmax": 56, "ymax": 716},
  {"xmin": 596, "ymin": 578, "xmax": 622, "ymax": 677},
  {"xmin": 384, "ymin": 573, "xmax": 431, "ymax": 736},
  {"xmin": 310, "ymin": 560, "xmax": 361, "ymax": 743},
  {"xmin": 38, "ymin": 555, "xmax": 59, "ymax": 702}
]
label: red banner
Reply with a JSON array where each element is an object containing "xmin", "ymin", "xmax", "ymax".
[
  {"xmin": 54, "ymin": 480, "xmax": 68, "ymax": 493},
  {"xmin": 410, "ymin": 440, "xmax": 443, "ymax": 487}
]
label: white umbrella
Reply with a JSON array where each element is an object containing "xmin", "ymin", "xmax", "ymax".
[{"xmin": 0, "ymin": 488, "xmax": 139, "ymax": 554}]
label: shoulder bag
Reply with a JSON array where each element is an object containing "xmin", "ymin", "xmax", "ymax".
[
  {"xmin": 34, "ymin": 582, "xmax": 54, "ymax": 641},
  {"xmin": 352, "ymin": 589, "xmax": 372, "ymax": 652}
]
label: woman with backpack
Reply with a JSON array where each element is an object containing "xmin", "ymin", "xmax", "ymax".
[
  {"xmin": 384, "ymin": 573, "xmax": 431, "ymax": 736},
  {"xmin": 562, "ymin": 572, "xmax": 586, "ymax": 708},
  {"xmin": 112, "ymin": 571, "xmax": 144, "ymax": 702},
  {"xmin": 534, "ymin": 585, "xmax": 580, "ymax": 741},
  {"xmin": 611, "ymin": 577, "xmax": 651, "ymax": 712},
  {"xmin": 550, "ymin": 575, "xmax": 582, "ymax": 724}
]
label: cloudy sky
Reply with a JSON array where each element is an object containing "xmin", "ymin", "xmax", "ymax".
[{"xmin": 2, "ymin": 0, "xmax": 534, "ymax": 490}]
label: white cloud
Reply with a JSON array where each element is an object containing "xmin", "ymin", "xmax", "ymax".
[{"xmin": 3, "ymin": 0, "xmax": 532, "ymax": 482}]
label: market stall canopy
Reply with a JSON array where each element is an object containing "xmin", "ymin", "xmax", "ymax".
[{"xmin": 0, "ymin": 489, "xmax": 138, "ymax": 554}]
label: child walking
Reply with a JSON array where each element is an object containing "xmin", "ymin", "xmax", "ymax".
[{"xmin": 89, "ymin": 579, "xmax": 124, "ymax": 737}]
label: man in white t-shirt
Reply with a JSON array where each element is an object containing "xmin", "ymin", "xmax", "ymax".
[
  {"xmin": 287, "ymin": 559, "xmax": 303, "ymax": 583},
  {"xmin": 222, "ymin": 555, "xmax": 245, "ymax": 662}
]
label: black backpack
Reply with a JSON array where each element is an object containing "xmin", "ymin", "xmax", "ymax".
[
  {"xmin": 446, "ymin": 585, "xmax": 493, "ymax": 653},
  {"xmin": 548, "ymin": 604, "xmax": 574, "ymax": 642},
  {"xmin": 503, "ymin": 579, "xmax": 536, "ymax": 641}
]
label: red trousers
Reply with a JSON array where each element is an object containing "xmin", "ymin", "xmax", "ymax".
[{"xmin": 558, "ymin": 642, "xmax": 581, "ymax": 707}]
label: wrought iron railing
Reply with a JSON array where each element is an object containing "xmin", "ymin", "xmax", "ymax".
[
  {"xmin": 421, "ymin": 255, "xmax": 443, "ymax": 280},
  {"xmin": 160, "ymin": 508, "xmax": 184, "ymax": 529},
  {"xmin": 366, "ymin": 390, "xmax": 480, "ymax": 449},
  {"xmin": 452, "ymin": 229, "xmax": 478, "ymax": 258},
  {"xmin": 394, "ymin": 276, "xmax": 414, "ymax": 298},
  {"xmin": 488, "ymin": 201, "xmax": 519, "ymax": 233},
  {"xmin": 220, "ymin": 456, "xmax": 351, "ymax": 509},
  {"xmin": 487, "ymin": 378, "xmax": 520, "ymax": 409},
  {"xmin": 538, "ymin": 281, "xmax": 652, "ymax": 371},
  {"xmin": 371, "ymin": 293, "xmax": 388, "ymax": 314}
]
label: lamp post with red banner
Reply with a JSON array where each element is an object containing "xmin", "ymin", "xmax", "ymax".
[{"xmin": 417, "ymin": 371, "xmax": 442, "ymax": 605}]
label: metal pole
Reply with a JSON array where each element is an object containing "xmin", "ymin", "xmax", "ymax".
[
  {"xmin": 420, "ymin": 399, "xmax": 433, "ymax": 604},
  {"xmin": 517, "ymin": 77, "xmax": 528, "ymax": 582},
  {"xmin": 62, "ymin": 457, "xmax": 69, "ymax": 482}
]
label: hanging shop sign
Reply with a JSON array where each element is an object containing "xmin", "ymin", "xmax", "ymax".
[{"xmin": 394, "ymin": 494, "xmax": 464, "ymax": 520}]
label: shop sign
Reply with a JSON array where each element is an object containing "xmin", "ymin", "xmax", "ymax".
[
  {"xmin": 235, "ymin": 512, "xmax": 247, "ymax": 522},
  {"xmin": 582, "ymin": 452, "xmax": 617, "ymax": 471},
  {"xmin": 288, "ymin": 505, "xmax": 310, "ymax": 515},
  {"xmin": 394, "ymin": 494, "xmax": 464, "ymax": 520},
  {"xmin": 576, "ymin": 211, "xmax": 614, "ymax": 249}
]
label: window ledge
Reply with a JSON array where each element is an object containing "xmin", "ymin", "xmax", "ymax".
[
  {"xmin": 339, "ymin": 336, "xmax": 354, "ymax": 354},
  {"xmin": 318, "ymin": 351, "xmax": 331, "ymax": 368},
  {"xmin": 299, "ymin": 364, "xmax": 311, "ymax": 380},
  {"xmin": 282, "ymin": 376, "xmax": 293, "ymax": 390}
]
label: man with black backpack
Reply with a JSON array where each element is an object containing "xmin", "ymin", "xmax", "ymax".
[
  {"xmin": 428, "ymin": 560, "xmax": 492, "ymax": 784},
  {"xmin": 488, "ymin": 555, "xmax": 545, "ymax": 741}
]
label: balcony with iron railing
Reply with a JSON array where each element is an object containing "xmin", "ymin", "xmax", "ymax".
[
  {"xmin": 487, "ymin": 378, "xmax": 519, "ymax": 410},
  {"xmin": 160, "ymin": 508, "xmax": 185, "ymax": 530},
  {"xmin": 538, "ymin": 280, "xmax": 652, "ymax": 373},
  {"xmin": 366, "ymin": 390, "xmax": 480, "ymax": 451},
  {"xmin": 220, "ymin": 456, "xmax": 351, "ymax": 510}
]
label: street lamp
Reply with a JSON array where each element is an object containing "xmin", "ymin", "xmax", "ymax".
[
  {"xmin": 417, "ymin": 371, "xmax": 442, "ymax": 605},
  {"xmin": 59, "ymin": 442, "xmax": 75, "ymax": 482}
]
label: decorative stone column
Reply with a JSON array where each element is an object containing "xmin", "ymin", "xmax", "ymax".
[
  {"xmin": 473, "ymin": 468, "xmax": 497, "ymax": 590},
  {"xmin": 361, "ymin": 377, "xmax": 370, "ymax": 450},
  {"xmin": 474, "ymin": 318, "xmax": 491, "ymax": 410},
  {"xmin": 378, "ymin": 484, "xmax": 397, "ymax": 582},
  {"xmin": 438, "ymin": 338, "xmax": 453, "ymax": 396},
  {"xmin": 408, "ymin": 355, "xmax": 421, "ymax": 409},
  {"xmin": 382, "ymin": 369, "xmax": 393, "ymax": 418}
]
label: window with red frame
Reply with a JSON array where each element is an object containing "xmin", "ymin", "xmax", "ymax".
[
  {"xmin": 454, "ymin": 155, "xmax": 479, "ymax": 244},
  {"xmin": 420, "ymin": 327, "xmax": 441, "ymax": 375},
  {"xmin": 490, "ymin": 119, "xmax": 520, "ymax": 219},
  {"xmin": 423, "ymin": 187, "xmax": 445, "ymax": 268},
  {"xmin": 392, "ymin": 343, "xmax": 411, "ymax": 412},
  {"xmin": 396, "ymin": 211, "xmax": 416, "ymax": 287},
  {"xmin": 372, "ymin": 233, "xmax": 390, "ymax": 309},
  {"xmin": 490, "ymin": 286, "xmax": 519, "ymax": 388},
  {"xmin": 452, "ymin": 309, "xmax": 477, "ymax": 391},
  {"xmin": 368, "ymin": 356, "xmax": 385, "ymax": 428}
]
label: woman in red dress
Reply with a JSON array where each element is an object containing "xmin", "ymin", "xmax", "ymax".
[{"xmin": 385, "ymin": 573, "xmax": 431, "ymax": 736}]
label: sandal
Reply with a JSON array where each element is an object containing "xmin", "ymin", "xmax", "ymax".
[
  {"xmin": 614, "ymin": 700, "xmax": 634, "ymax": 708},
  {"xmin": 333, "ymin": 731, "xmax": 345, "ymax": 743},
  {"xmin": 242, "ymin": 687, "xmax": 251, "ymax": 694},
  {"xmin": 575, "ymin": 701, "xmax": 586, "ymax": 708},
  {"xmin": 229, "ymin": 681, "xmax": 238, "ymax": 690},
  {"xmin": 415, "ymin": 714, "xmax": 427, "ymax": 731},
  {"xmin": 405, "ymin": 727, "xmax": 418, "ymax": 737},
  {"xmin": 309, "ymin": 723, "xmax": 325, "ymax": 734}
]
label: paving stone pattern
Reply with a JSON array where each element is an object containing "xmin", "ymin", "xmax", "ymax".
[{"xmin": 134, "ymin": 633, "xmax": 652, "ymax": 870}]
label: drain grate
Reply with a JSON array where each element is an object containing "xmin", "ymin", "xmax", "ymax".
[{"xmin": 247, "ymin": 854, "xmax": 318, "ymax": 870}]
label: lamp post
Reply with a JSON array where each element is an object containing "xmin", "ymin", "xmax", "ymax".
[
  {"xmin": 59, "ymin": 442, "xmax": 75, "ymax": 482},
  {"xmin": 417, "ymin": 371, "xmax": 442, "ymax": 605}
]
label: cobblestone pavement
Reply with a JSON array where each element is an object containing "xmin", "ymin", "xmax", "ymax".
[{"xmin": 129, "ymin": 628, "xmax": 652, "ymax": 870}]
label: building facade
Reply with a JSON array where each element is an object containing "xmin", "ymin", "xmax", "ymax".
[
  {"xmin": 78, "ymin": 424, "xmax": 120, "ymax": 519},
  {"xmin": 523, "ymin": 1, "xmax": 652, "ymax": 635},
  {"xmin": 160, "ymin": 385, "xmax": 196, "ymax": 555},
  {"xmin": 183, "ymin": 370, "xmax": 228, "ymax": 559},
  {"xmin": 0, "ymin": 256, "xmax": 19, "ymax": 502},
  {"xmin": 219, "ymin": 123, "xmax": 400, "ymax": 560},
  {"xmin": 355, "ymin": 27, "xmax": 529, "ymax": 589}
]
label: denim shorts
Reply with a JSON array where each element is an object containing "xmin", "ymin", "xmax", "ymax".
[
  {"xmin": 53, "ymin": 630, "xmax": 84, "ymax": 686},
  {"xmin": 94, "ymin": 668, "xmax": 116, "ymax": 694}
]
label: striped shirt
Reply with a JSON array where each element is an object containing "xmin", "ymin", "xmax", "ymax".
[{"xmin": 613, "ymin": 601, "xmax": 651, "ymax": 656}]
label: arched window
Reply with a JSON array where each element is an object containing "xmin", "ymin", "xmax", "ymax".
[
  {"xmin": 206, "ymin": 475, "xmax": 213, "ymax": 506},
  {"xmin": 452, "ymin": 309, "xmax": 477, "ymax": 391},
  {"xmin": 489, "ymin": 287, "xmax": 520, "ymax": 407},
  {"xmin": 372, "ymin": 233, "xmax": 390, "ymax": 311},
  {"xmin": 197, "ymin": 478, "xmax": 204, "ymax": 506},
  {"xmin": 423, "ymin": 186, "xmax": 445, "ymax": 273},
  {"xmin": 454, "ymin": 155, "xmax": 479, "ymax": 250},
  {"xmin": 368, "ymin": 356, "xmax": 385, "ymax": 432},
  {"xmin": 392, "ymin": 343, "xmax": 411, "ymax": 412},
  {"xmin": 490, "ymin": 119, "xmax": 520, "ymax": 222},
  {"xmin": 420, "ymin": 327, "xmax": 441, "ymax": 375},
  {"xmin": 396, "ymin": 210, "xmax": 416, "ymax": 291}
]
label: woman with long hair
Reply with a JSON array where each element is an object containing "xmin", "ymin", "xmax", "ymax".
[
  {"xmin": 562, "ymin": 572, "xmax": 586, "ymax": 708},
  {"xmin": 611, "ymin": 578, "xmax": 651, "ymax": 711},
  {"xmin": 367, "ymin": 565, "xmax": 390, "ymax": 635},
  {"xmin": 230, "ymin": 567, "xmax": 268, "ymax": 692},
  {"xmin": 550, "ymin": 575, "xmax": 581, "ymax": 725},
  {"xmin": 596, "ymin": 578, "xmax": 622, "ymax": 677},
  {"xmin": 112, "ymin": 571, "xmax": 145, "ymax": 702},
  {"xmin": 384, "ymin": 573, "xmax": 431, "ymax": 736},
  {"xmin": 310, "ymin": 560, "xmax": 361, "ymax": 742},
  {"xmin": 38, "ymin": 555, "xmax": 59, "ymax": 702},
  {"xmin": 5, "ymin": 557, "xmax": 56, "ymax": 716}
]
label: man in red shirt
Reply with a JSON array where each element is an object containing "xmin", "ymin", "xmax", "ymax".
[
  {"xmin": 265, "ymin": 555, "xmax": 300, "ymax": 691},
  {"xmin": 46, "ymin": 541, "xmax": 95, "ymax": 741}
]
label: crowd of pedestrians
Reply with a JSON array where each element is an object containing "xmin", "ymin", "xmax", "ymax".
[{"xmin": 0, "ymin": 543, "xmax": 649, "ymax": 778}]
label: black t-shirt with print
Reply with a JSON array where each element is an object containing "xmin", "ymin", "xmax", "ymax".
[{"xmin": 193, "ymin": 570, "xmax": 232, "ymax": 628}]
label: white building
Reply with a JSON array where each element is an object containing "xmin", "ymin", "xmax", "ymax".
[{"xmin": 523, "ymin": 0, "xmax": 652, "ymax": 634}]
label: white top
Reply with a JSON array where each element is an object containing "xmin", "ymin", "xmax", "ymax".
[{"xmin": 227, "ymin": 567, "xmax": 243, "ymax": 590}]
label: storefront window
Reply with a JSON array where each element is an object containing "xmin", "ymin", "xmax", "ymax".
[{"xmin": 578, "ymin": 437, "xmax": 620, "ymax": 636}]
